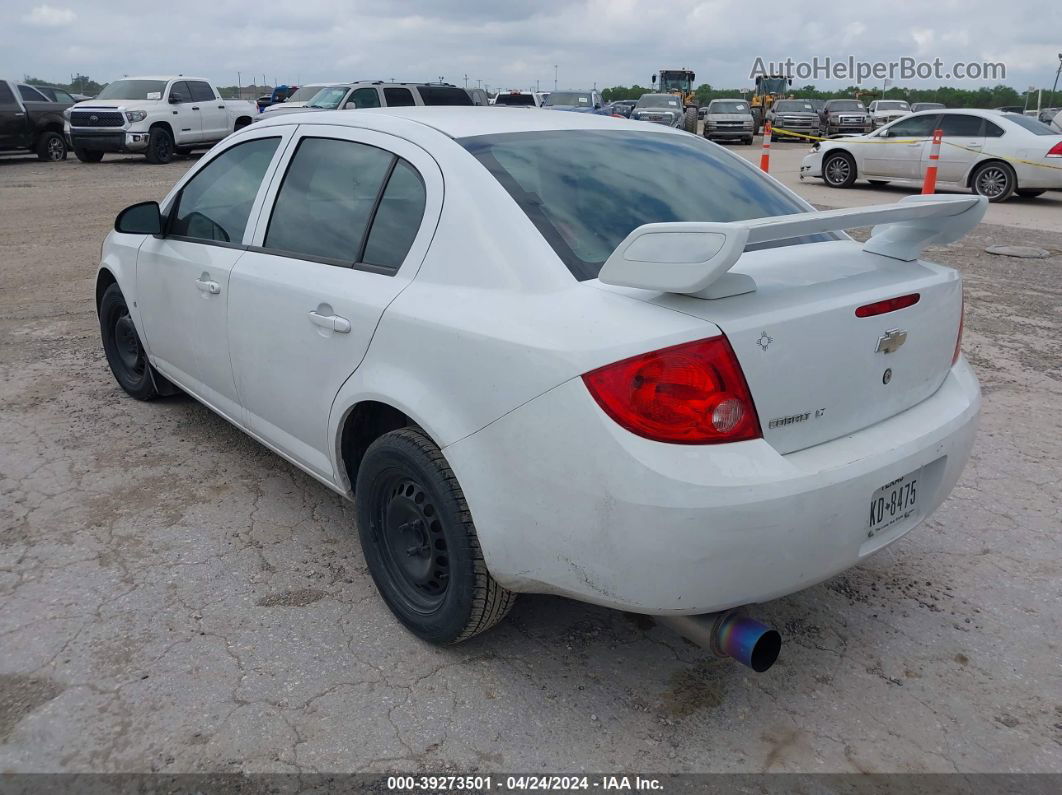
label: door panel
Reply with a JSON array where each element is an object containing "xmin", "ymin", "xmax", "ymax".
[
  {"xmin": 190, "ymin": 81, "xmax": 227, "ymax": 141},
  {"xmin": 230, "ymin": 125, "xmax": 442, "ymax": 478},
  {"xmin": 0, "ymin": 81, "xmax": 29, "ymax": 147},
  {"xmin": 136, "ymin": 133, "xmax": 287, "ymax": 420},
  {"xmin": 863, "ymin": 114, "xmax": 940, "ymax": 179},
  {"xmin": 168, "ymin": 81, "xmax": 202, "ymax": 143},
  {"xmin": 931, "ymin": 114, "xmax": 986, "ymax": 182}
]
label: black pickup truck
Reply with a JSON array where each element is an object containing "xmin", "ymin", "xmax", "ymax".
[{"xmin": 0, "ymin": 79, "xmax": 74, "ymax": 161}]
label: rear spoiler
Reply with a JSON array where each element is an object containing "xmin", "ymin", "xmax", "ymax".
[{"xmin": 598, "ymin": 194, "xmax": 987, "ymax": 299}]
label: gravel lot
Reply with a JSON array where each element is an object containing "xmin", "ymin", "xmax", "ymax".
[{"xmin": 1, "ymin": 147, "xmax": 1060, "ymax": 775}]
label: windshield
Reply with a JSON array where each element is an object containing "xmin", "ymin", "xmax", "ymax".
[
  {"xmin": 308, "ymin": 87, "xmax": 348, "ymax": 109},
  {"xmin": 460, "ymin": 130, "xmax": 833, "ymax": 281},
  {"xmin": 659, "ymin": 73, "xmax": 692, "ymax": 93},
  {"xmin": 546, "ymin": 92, "xmax": 593, "ymax": 107},
  {"xmin": 495, "ymin": 93, "xmax": 536, "ymax": 106},
  {"xmin": 96, "ymin": 80, "xmax": 168, "ymax": 100},
  {"xmin": 877, "ymin": 101, "xmax": 909, "ymax": 110},
  {"xmin": 1001, "ymin": 114, "xmax": 1058, "ymax": 134},
  {"xmin": 829, "ymin": 101, "xmax": 865, "ymax": 111},
  {"xmin": 773, "ymin": 101, "xmax": 814, "ymax": 112},
  {"xmin": 636, "ymin": 94, "xmax": 680, "ymax": 108},
  {"xmin": 758, "ymin": 78, "xmax": 789, "ymax": 94},
  {"xmin": 710, "ymin": 101, "xmax": 748, "ymax": 113},
  {"xmin": 285, "ymin": 85, "xmax": 324, "ymax": 103}
]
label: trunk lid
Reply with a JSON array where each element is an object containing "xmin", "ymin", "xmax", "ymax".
[{"xmin": 606, "ymin": 239, "xmax": 962, "ymax": 454}]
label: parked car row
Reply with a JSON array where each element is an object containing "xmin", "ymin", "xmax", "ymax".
[
  {"xmin": 801, "ymin": 108, "xmax": 1062, "ymax": 202},
  {"xmin": 0, "ymin": 78, "xmax": 72, "ymax": 161}
]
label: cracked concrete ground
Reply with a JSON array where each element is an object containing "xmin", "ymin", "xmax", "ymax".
[{"xmin": 1, "ymin": 150, "xmax": 1060, "ymax": 775}]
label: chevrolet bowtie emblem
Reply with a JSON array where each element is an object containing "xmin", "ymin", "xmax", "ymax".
[{"xmin": 876, "ymin": 328, "xmax": 907, "ymax": 354}]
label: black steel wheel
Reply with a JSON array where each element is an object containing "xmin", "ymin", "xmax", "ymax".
[
  {"xmin": 99, "ymin": 283, "xmax": 159, "ymax": 400},
  {"xmin": 146, "ymin": 127, "xmax": 175, "ymax": 164},
  {"xmin": 356, "ymin": 428, "xmax": 515, "ymax": 644}
]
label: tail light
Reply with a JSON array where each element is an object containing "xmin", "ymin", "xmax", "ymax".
[
  {"xmin": 582, "ymin": 336, "xmax": 761, "ymax": 444},
  {"xmin": 953, "ymin": 289, "xmax": 964, "ymax": 364},
  {"xmin": 855, "ymin": 293, "xmax": 920, "ymax": 317},
  {"xmin": 1046, "ymin": 141, "xmax": 1062, "ymax": 158}
]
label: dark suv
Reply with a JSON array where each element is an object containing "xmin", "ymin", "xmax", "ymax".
[{"xmin": 0, "ymin": 79, "xmax": 74, "ymax": 161}]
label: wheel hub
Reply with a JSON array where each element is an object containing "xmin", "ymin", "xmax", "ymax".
[
  {"xmin": 978, "ymin": 169, "xmax": 1005, "ymax": 196},
  {"xmin": 380, "ymin": 479, "xmax": 449, "ymax": 602}
]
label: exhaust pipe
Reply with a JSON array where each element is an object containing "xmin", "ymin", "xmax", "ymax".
[{"xmin": 657, "ymin": 610, "xmax": 781, "ymax": 672}]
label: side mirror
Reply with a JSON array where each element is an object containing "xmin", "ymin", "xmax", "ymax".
[
  {"xmin": 343, "ymin": 100, "xmax": 357, "ymax": 109},
  {"xmin": 115, "ymin": 201, "xmax": 162, "ymax": 235}
]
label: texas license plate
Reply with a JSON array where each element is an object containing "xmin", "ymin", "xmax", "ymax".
[{"xmin": 868, "ymin": 467, "xmax": 924, "ymax": 538}]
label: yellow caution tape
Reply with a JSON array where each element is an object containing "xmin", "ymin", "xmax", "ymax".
[{"xmin": 771, "ymin": 127, "xmax": 1062, "ymax": 170}]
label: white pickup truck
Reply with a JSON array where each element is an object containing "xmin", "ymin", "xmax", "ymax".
[{"xmin": 65, "ymin": 76, "xmax": 257, "ymax": 163}]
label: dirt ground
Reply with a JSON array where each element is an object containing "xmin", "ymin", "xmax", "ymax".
[{"xmin": 1, "ymin": 147, "xmax": 1060, "ymax": 775}]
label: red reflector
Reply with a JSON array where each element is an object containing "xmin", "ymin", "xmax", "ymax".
[
  {"xmin": 582, "ymin": 336, "xmax": 762, "ymax": 444},
  {"xmin": 953, "ymin": 289, "xmax": 964, "ymax": 364},
  {"xmin": 1047, "ymin": 141, "xmax": 1062, "ymax": 158},
  {"xmin": 855, "ymin": 293, "xmax": 920, "ymax": 318}
]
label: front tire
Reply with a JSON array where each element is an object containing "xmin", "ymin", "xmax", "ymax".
[
  {"xmin": 1016, "ymin": 188, "xmax": 1045, "ymax": 198},
  {"xmin": 99, "ymin": 284, "xmax": 160, "ymax": 400},
  {"xmin": 822, "ymin": 151, "xmax": 857, "ymax": 188},
  {"xmin": 74, "ymin": 148, "xmax": 104, "ymax": 163},
  {"xmin": 145, "ymin": 127, "xmax": 175, "ymax": 164},
  {"xmin": 356, "ymin": 428, "xmax": 516, "ymax": 645},
  {"xmin": 743, "ymin": 136, "xmax": 753, "ymax": 145},
  {"xmin": 683, "ymin": 107, "xmax": 698, "ymax": 133},
  {"xmin": 36, "ymin": 131, "xmax": 68, "ymax": 162},
  {"xmin": 971, "ymin": 161, "xmax": 1015, "ymax": 202}
]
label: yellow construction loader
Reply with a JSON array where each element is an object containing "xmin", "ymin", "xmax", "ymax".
[
  {"xmin": 750, "ymin": 74, "xmax": 793, "ymax": 132},
  {"xmin": 651, "ymin": 68, "xmax": 699, "ymax": 133}
]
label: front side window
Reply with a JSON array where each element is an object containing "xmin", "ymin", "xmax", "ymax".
[
  {"xmin": 461, "ymin": 130, "xmax": 833, "ymax": 281},
  {"xmin": 347, "ymin": 88, "xmax": 381, "ymax": 109},
  {"xmin": 170, "ymin": 137, "xmax": 280, "ymax": 244},
  {"xmin": 883, "ymin": 115, "xmax": 940, "ymax": 137},
  {"xmin": 169, "ymin": 81, "xmax": 193, "ymax": 103},
  {"xmin": 264, "ymin": 138, "xmax": 394, "ymax": 264}
]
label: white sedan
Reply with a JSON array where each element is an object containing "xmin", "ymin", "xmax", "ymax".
[
  {"xmin": 97, "ymin": 108, "xmax": 983, "ymax": 671},
  {"xmin": 801, "ymin": 108, "xmax": 1062, "ymax": 201}
]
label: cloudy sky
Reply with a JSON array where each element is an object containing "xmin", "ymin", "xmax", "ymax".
[{"xmin": 2, "ymin": 0, "xmax": 1059, "ymax": 93}]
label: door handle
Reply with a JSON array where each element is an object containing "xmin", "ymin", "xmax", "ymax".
[
  {"xmin": 192, "ymin": 106, "xmax": 200, "ymax": 111},
  {"xmin": 308, "ymin": 310, "xmax": 351, "ymax": 333},
  {"xmin": 195, "ymin": 278, "xmax": 221, "ymax": 294},
  {"xmin": 217, "ymin": 105, "xmax": 225, "ymax": 109}
]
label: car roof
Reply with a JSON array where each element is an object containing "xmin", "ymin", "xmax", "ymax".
[
  {"xmin": 122, "ymin": 76, "xmax": 210, "ymax": 82},
  {"xmin": 251, "ymin": 106, "xmax": 676, "ymax": 139}
]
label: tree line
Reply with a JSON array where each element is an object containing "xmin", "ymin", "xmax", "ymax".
[{"xmin": 602, "ymin": 83, "xmax": 1059, "ymax": 109}]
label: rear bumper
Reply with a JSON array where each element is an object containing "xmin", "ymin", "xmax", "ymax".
[
  {"xmin": 68, "ymin": 128, "xmax": 148, "ymax": 153},
  {"xmin": 445, "ymin": 359, "xmax": 980, "ymax": 614}
]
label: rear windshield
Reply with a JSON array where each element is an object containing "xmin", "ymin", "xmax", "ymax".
[
  {"xmin": 709, "ymin": 101, "xmax": 748, "ymax": 113},
  {"xmin": 1001, "ymin": 114, "xmax": 1058, "ymax": 134},
  {"xmin": 417, "ymin": 85, "xmax": 473, "ymax": 106},
  {"xmin": 773, "ymin": 101, "xmax": 815, "ymax": 112},
  {"xmin": 877, "ymin": 101, "xmax": 910, "ymax": 110},
  {"xmin": 546, "ymin": 92, "xmax": 593, "ymax": 106},
  {"xmin": 96, "ymin": 80, "xmax": 168, "ymax": 100},
  {"xmin": 460, "ymin": 130, "xmax": 833, "ymax": 281},
  {"xmin": 636, "ymin": 94, "xmax": 680, "ymax": 108},
  {"xmin": 494, "ymin": 93, "xmax": 535, "ymax": 106}
]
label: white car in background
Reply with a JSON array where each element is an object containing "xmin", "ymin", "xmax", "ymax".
[
  {"xmin": 868, "ymin": 99, "xmax": 911, "ymax": 128},
  {"xmin": 802, "ymin": 108, "xmax": 1062, "ymax": 201},
  {"xmin": 96, "ymin": 108, "xmax": 982, "ymax": 671}
]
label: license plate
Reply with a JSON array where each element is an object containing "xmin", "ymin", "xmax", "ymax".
[{"xmin": 867, "ymin": 467, "xmax": 923, "ymax": 538}]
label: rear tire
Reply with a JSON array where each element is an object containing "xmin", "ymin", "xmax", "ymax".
[
  {"xmin": 74, "ymin": 148, "xmax": 104, "ymax": 163},
  {"xmin": 356, "ymin": 428, "xmax": 516, "ymax": 645},
  {"xmin": 743, "ymin": 136, "xmax": 753, "ymax": 145},
  {"xmin": 99, "ymin": 284, "xmax": 160, "ymax": 401},
  {"xmin": 971, "ymin": 161, "xmax": 1015, "ymax": 202},
  {"xmin": 868, "ymin": 180, "xmax": 890, "ymax": 186},
  {"xmin": 36, "ymin": 131, "xmax": 67, "ymax": 162},
  {"xmin": 683, "ymin": 107, "xmax": 698, "ymax": 133},
  {"xmin": 145, "ymin": 127, "xmax": 175, "ymax": 164},
  {"xmin": 1016, "ymin": 188, "xmax": 1045, "ymax": 198},
  {"xmin": 822, "ymin": 151, "xmax": 857, "ymax": 188}
]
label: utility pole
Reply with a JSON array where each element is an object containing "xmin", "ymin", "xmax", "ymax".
[
  {"xmin": 464, "ymin": 73, "xmax": 469, "ymax": 88},
  {"xmin": 237, "ymin": 72, "xmax": 241, "ymax": 100},
  {"xmin": 1052, "ymin": 53, "xmax": 1062, "ymax": 107},
  {"xmin": 554, "ymin": 65, "xmax": 558, "ymax": 91},
  {"xmin": 477, "ymin": 79, "xmax": 481, "ymax": 89}
]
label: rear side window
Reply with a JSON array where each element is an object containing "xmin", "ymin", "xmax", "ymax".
[
  {"xmin": 189, "ymin": 81, "xmax": 216, "ymax": 102},
  {"xmin": 264, "ymin": 138, "xmax": 393, "ymax": 265},
  {"xmin": 461, "ymin": 130, "xmax": 832, "ymax": 281},
  {"xmin": 418, "ymin": 86, "xmax": 473, "ymax": 106},
  {"xmin": 170, "ymin": 137, "xmax": 280, "ymax": 244},
  {"xmin": 939, "ymin": 115, "xmax": 983, "ymax": 137},
  {"xmin": 18, "ymin": 85, "xmax": 48, "ymax": 102},
  {"xmin": 0, "ymin": 82, "xmax": 16, "ymax": 104},
  {"xmin": 362, "ymin": 160, "xmax": 426, "ymax": 269},
  {"xmin": 984, "ymin": 120, "xmax": 1004, "ymax": 138},
  {"xmin": 384, "ymin": 87, "xmax": 416, "ymax": 107}
]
